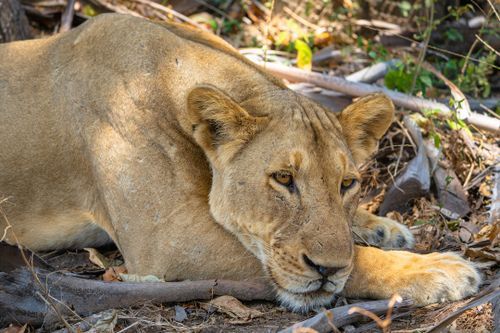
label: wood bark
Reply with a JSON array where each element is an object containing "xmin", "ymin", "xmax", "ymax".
[
  {"xmin": 422, "ymin": 139, "xmax": 470, "ymax": 219},
  {"xmin": 379, "ymin": 117, "xmax": 431, "ymax": 215},
  {"xmin": 0, "ymin": 0, "xmax": 31, "ymax": 43},
  {"xmin": 0, "ymin": 266, "xmax": 274, "ymax": 327}
]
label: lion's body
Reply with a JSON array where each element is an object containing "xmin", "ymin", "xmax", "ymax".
[
  {"xmin": 0, "ymin": 14, "xmax": 479, "ymax": 310},
  {"xmin": 0, "ymin": 14, "xmax": 270, "ymax": 280}
]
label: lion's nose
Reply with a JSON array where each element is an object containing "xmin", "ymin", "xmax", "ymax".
[{"xmin": 303, "ymin": 254, "xmax": 345, "ymax": 277}]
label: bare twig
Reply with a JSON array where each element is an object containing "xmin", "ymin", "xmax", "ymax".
[
  {"xmin": 59, "ymin": 0, "xmax": 75, "ymax": 33},
  {"xmin": 283, "ymin": 6, "xmax": 321, "ymax": 30},
  {"xmin": 474, "ymin": 34, "xmax": 500, "ymax": 56},
  {"xmin": 262, "ymin": 0, "xmax": 275, "ymax": 64},
  {"xmin": 410, "ymin": 0, "xmax": 434, "ymax": 94},
  {"xmin": 486, "ymin": 0, "xmax": 500, "ymax": 21},
  {"xmin": 362, "ymin": 25, "xmax": 500, "ymax": 70},
  {"xmin": 132, "ymin": 0, "xmax": 205, "ymax": 30},
  {"xmin": 90, "ymin": 0, "xmax": 143, "ymax": 17},
  {"xmin": 278, "ymin": 298, "xmax": 412, "ymax": 333},
  {"xmin": 255, "ymin": 61, "xmax": 500, "ymax": 133},
  {"xmin": 348, "ymin": 294, "xmax": 403, "ymax": 333}
]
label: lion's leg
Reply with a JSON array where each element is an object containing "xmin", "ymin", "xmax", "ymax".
[
  {"xmin": 352, "ymin": 208, "xmax": 414, "ymax": 248},
  {"xmin": 343, "ymin": 245, "xmax": 480, "ymax": 305}
]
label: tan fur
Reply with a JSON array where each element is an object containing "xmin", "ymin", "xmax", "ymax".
[{"xmin": 0, "ymin": 14, "xmax": 479, "ymax": 311}]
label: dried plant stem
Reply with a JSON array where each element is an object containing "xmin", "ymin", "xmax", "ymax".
[{"xmin": 410, "ymin": 0, "xmax": 434, "ymax": 94}]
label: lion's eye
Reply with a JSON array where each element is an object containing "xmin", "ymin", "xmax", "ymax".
[
  {"xmin": 340, "ymin": 178, "xmax": 357, "ymax": 193},
  {"xmin": 272, "ymin": 172, "xmax": 295, "ymax": 192},
  {"xmin": 273, "ymin": 173, "xmax": 293, "ymax": 186}
]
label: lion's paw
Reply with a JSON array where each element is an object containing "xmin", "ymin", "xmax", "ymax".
[
  {"xmin": 401, "ymin": 252, "xmax": 480, "ymax": 306},
  {"xmin": 353, "ymin": 216, "xmax": 415, "ymax": 249}
]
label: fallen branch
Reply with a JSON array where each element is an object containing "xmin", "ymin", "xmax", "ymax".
[
  {"xmin": 278, "ymin": 299, "xmax": 412, "ymax": 333},
  {"xmin": 312, "ymin": 46, "xmax": 343, "ymax": 65},
  {"xmin": 257, "ymin": 61, "xmax": 499, "ymax": 133},
  {"xmin": 345, "ymin": 60, "xmax": 399, "ymax": 84},
  {"xmin": 0, "ymin": 266, "xmax": 274, "ymax": 327}
]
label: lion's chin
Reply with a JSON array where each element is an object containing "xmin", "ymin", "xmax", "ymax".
[
  {"xmin": 273, "ymin": 276, "xmax": 349, "ymax": 313},
  {"xmin": 275, "ymin": 288, "xmax": 338, "ymax": 313}
]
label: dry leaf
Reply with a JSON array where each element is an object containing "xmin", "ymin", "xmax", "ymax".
[
  {"xmin": 85, "ymin": 248, "xmax": 112, "ymax": 269},
  {"xmin": 208, "ymin": 295, "xmax": 262, "ymax": 321},
  {"xmin": 479, "ymin": 182, "xmax": 492, "ymax": 197},
  {"xmin": 464, "ymin": 247, "xmax": 499, "ymax": 262},
  {"xmin": 102, "ymin": 265, "xmax": 127, "ymax": 282},
  {"xmin": 87, "ymin": 310, "xmax": 117, "ymax": 333}
]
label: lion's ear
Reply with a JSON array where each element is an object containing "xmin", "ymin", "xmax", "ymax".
[
  {"xmin": 187, "ymin": 85, "xmax": 268, "ymax": 166},
  {"xmin": 337, "ymin": 94, "xmax": 394, "ymax": 165}
]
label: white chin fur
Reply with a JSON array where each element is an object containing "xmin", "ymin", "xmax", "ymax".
[
  {"xmin": 274, "ymin": 277, "xmax": 349, "ymax": 312},
  {"xmin": 276, "ymin": 290, "xmax": 336, "ymax": 313}
]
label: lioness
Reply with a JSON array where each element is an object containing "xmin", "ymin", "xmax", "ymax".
[{"xmin": 0, "ymin": 14, "xmax": 479, "ymax": 311}]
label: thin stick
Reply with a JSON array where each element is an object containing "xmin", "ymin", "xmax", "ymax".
[
  {"xmin": 362, "ymin": 25, "xmax": 500, "ymax": 70},
  {"xmin": 474, "ymin": 34, "xmax": 500, "ymax": 56},
  {"xmin": 132, "ymin": 0, "xmax": 205, "ymax": 30},
  {"xmin": 283, "ymin": 6, "xmax": 321, "ymax": 30},
  {"xmin": 410, "ymin": 0, "xmax": 434, "ymax": 94},
  {"xmin": 59, "ymin": 0, "xmax": 75, "ymax": 33},
  {"xmin": 486, "ymin": 0, "xmax": 500, "ymax": 21},
  {"xmin": 279, "ymin": 298, "xmax": 412, "ymax": 333}
]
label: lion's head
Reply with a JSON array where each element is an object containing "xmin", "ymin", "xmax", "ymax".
[{"xmin": 187, "ymin": 86, "xmax": 394, "ymax": 311}]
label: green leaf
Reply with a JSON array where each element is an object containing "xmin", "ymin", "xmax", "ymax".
[
  {"xmin": 419, "ymin": 74, "xmax": 433, "ymax": 87},
  {"xmin": 398, "ymin": 1, "xmax": 412, "ymax": 17},
  {"xmin": 445, "ymin": 28, "xmax": 464, "ymax": 42},
  {"xmin": 384, "ymin": 67, "xmax": 413, "ymax": 93},
  {"xmin": 295, "ymin": 39, "xmax": 313, "ymax": 71},
  {"xmin": 82, "ymin": 4, "xmax": 97, "ymax": 17},
  {"xmin": 432, "ymin": 131, "xmax": 441, "ymax": 148},
  {"xmin": 414, "ymin": 219, "xmax": 428, "ymax": 226}
]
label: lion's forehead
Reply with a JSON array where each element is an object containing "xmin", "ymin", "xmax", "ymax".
[{"xmin": 268, "ymin": 109, "xmax": 352, "ymax": 165}]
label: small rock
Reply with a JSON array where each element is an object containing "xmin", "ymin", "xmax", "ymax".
[{"xmin": 174, "ymin": 305, "xmax": 188, "ymax": 322}]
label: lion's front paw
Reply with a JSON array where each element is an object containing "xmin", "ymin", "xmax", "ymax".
[
  {"xmin": 400, "ymin": 252, "xmax": 480, "ymax": 305},
  {"xmin": 353, "ymin": 216, "xmax": 415, "ymax": 249}
]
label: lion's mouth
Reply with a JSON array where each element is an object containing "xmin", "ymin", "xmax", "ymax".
[
  {"xmin": 279, "ymin": 275, "xmax": 345, "ymax": 295},
  {"xmin": 267, "ymin": 265, "xmax": 352, "ymax": 311}
]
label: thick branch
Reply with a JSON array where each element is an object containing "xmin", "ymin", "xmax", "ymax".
[
  {"xmin": 0, "ymin": 266, "xmax": 274, "ymax": 327},
  {"xmin": 258, "ymin": 62, "xmax": 499, "ymax": 133}
]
